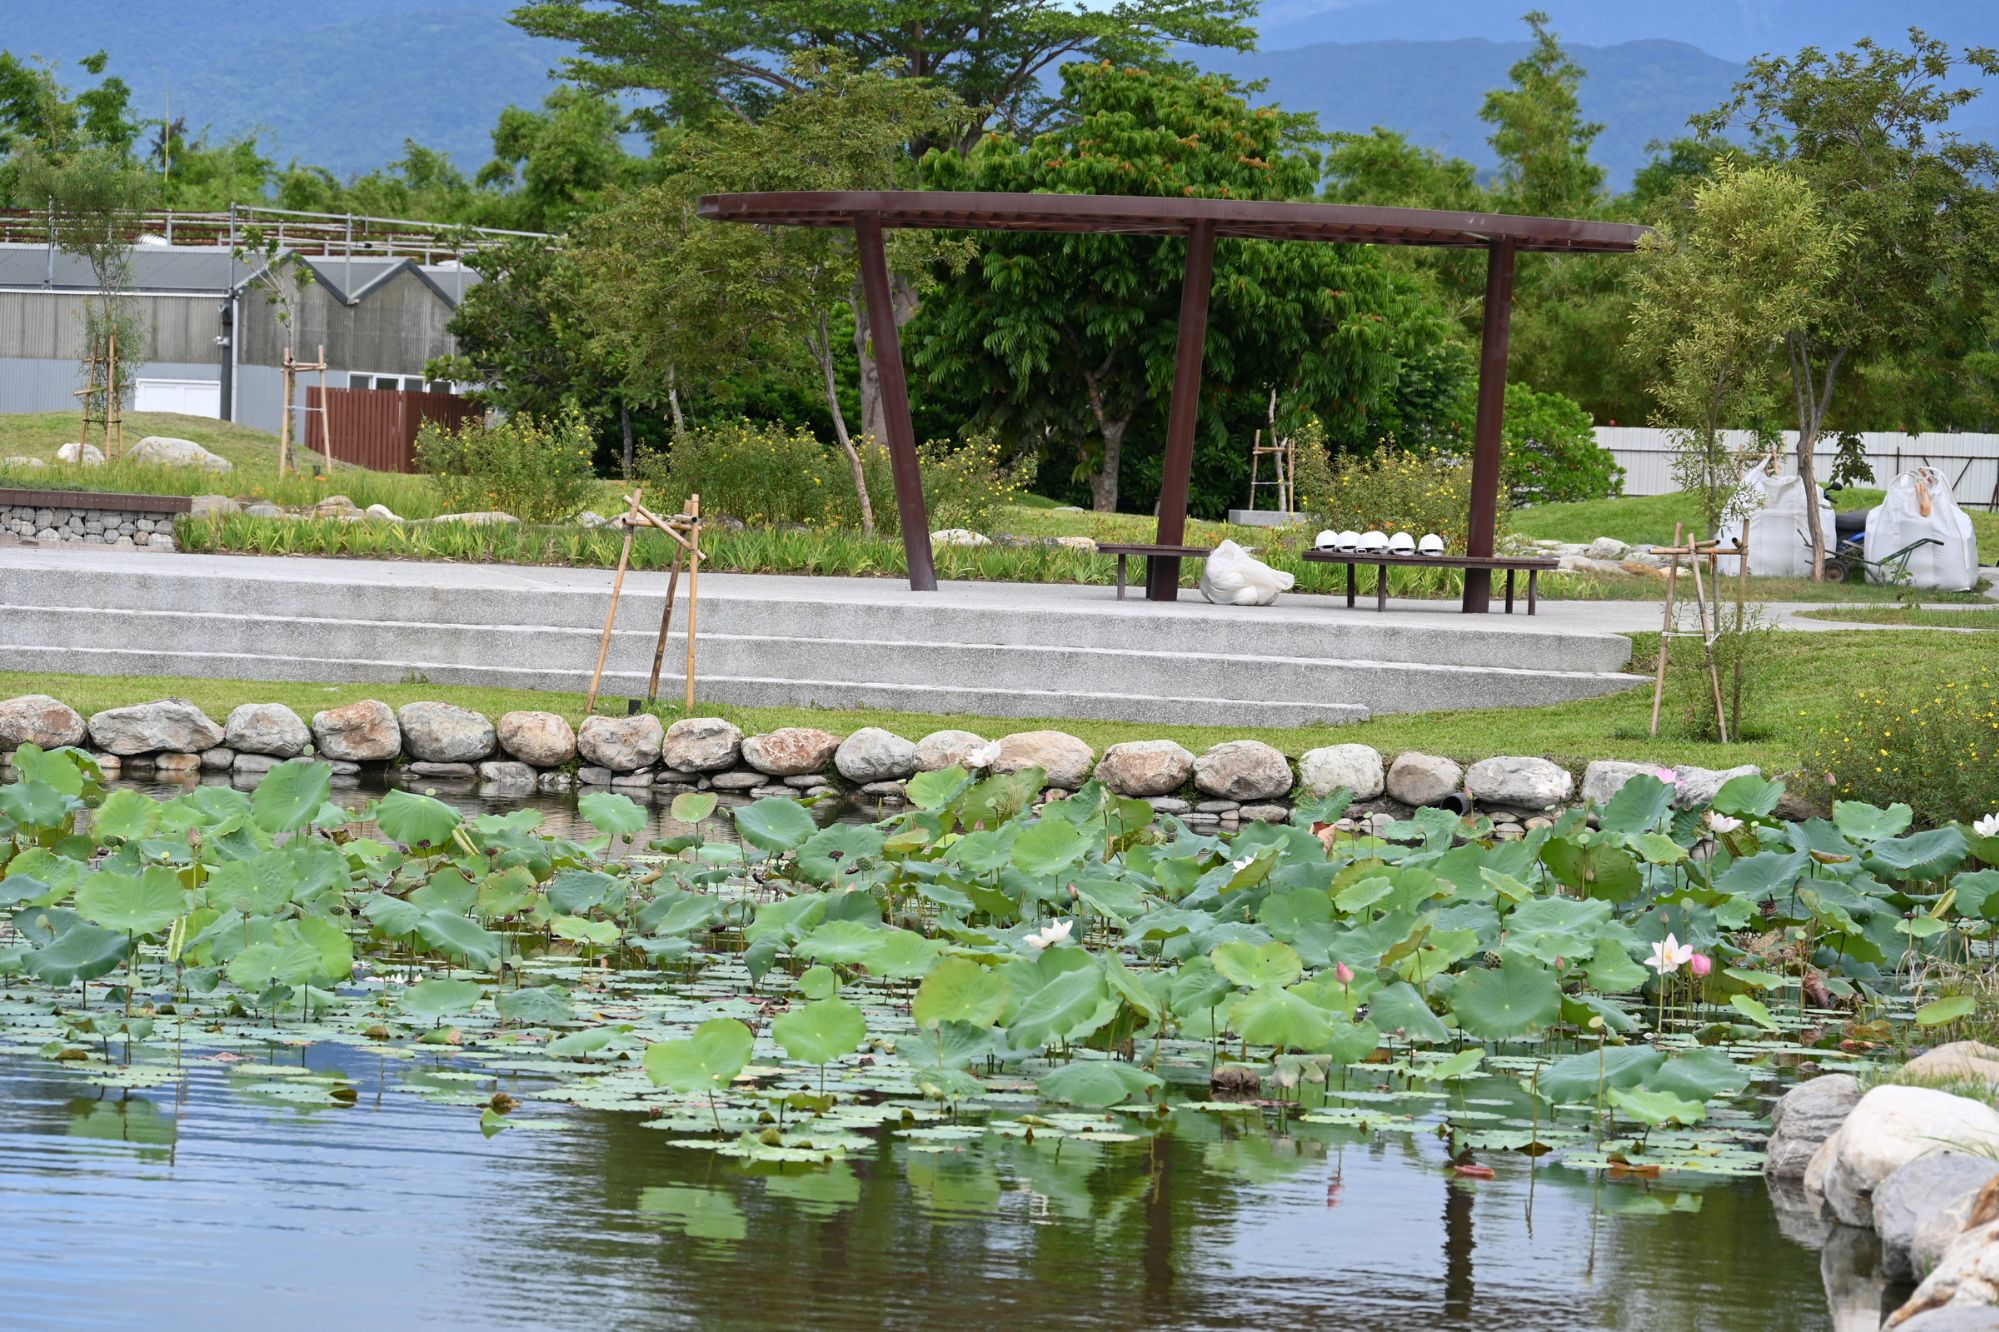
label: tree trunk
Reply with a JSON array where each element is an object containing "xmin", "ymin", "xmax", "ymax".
[
  {"xmin": 619, "ymin": 402, "xmax": 634, "ymax": 479},
  {"xmin": 852, "ymin": 272, "xmax": 920, "ymax": 445},
  {"xmin": 815, "ymin": 311, "xmax": 876, "ymax": 538},
  {"xmin": 1079, "ymin": 359, "xmax": 1125, "ymax": 513},
  {"xmin": 1787, "ymin": 335, "xmax": 1847, "ymax": 580},
  {"xmin": 666, "ymin": 364, "xmax": 685, "ymax": 439}
]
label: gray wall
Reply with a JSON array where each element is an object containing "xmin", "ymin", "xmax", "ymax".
[
  {"xmin": 0, "ymin": 291, "xmax": 222, "ymax": 365},
  {"xmin": 239, "ymin": 267, "xmax": 459, "ymax": 374},
  {"xmin": 0, "ymin": 356, "xmax": 219, "ymax": 415}
]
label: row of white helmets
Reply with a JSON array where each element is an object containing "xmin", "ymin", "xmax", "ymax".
[{"xmin": 1314, "ymin": 529, "xmax": 1446, "ymax": 557}]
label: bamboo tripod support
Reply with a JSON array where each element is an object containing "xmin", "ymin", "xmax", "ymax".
[
  {"xmin": 73, "ymin": 331, "xmax": 124, "ymax": 459},
  {"xmin": 1649, "ymin": 522, "xmax": 1747, "ymax": 742},
  {"xmin": 584, "ymin": 490, "xmax": 704, "ymax": 716},
  {"xmin": 279, "ymin": 344, "xmax": 329, "ymax": 476}
]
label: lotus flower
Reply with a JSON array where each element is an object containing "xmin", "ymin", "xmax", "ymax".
[
  {"xmin": 1024, "ymin": 919, "xmax": 1074, "ymax": 950},
  {"xmin": 1689, "ymin": 953, "xmax": 1713, "ymax": 978},
  {"xmin": 964, "ymin": 742, "xmax": 1002, "ymax": 771},
  {"xmin": 1335, "ymin": 962, "xmax": 1354, "ymax": 984},
  {"xmin": 1974, "ymin": 812, "xmax": 1999, "ymax": 839},
  {"xmin": 1654, "ymin": 766, "xmax": 1679, "ymax": 786},
  {"xmin": 1646, "ymin": 933, "xmax": 1694, "ymax": 975},
  {"xmin": 1707, "ymin": 811, "xmax": 1743, "ymax": 835}
]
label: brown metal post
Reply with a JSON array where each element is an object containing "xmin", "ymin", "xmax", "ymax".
[
  {"xmin": 853, "ymin": 212, "xmax": 937, "ymax": 592},
  {"xmin": 1462, "ymin": 240, "xmax": 1517, "ymax": 613},
  {"xmin": 1148, "ymin": 219, "xmax": 1219, "ymax": 601}
]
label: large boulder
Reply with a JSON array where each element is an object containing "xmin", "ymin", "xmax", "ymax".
[
  {"xmin": 396, "ymin": 702, "xmax": 496, "ymax": 763},
  {"xmin": 1765, "ymin": 1073, "xmax": 1864, "ymax": 1180},
  {"xmin": 0, "ymin": 694, "xmax": 87, "ymax": 750},
  {"xmin": 1466, "ymin": 756, "xmax": 1574, "ymax": 810},
  {"xmin": 1890, "ymin": 1220, "xmax": 1999, "ymax": 1327},
  {"xmin": 663, "ymin": 717, "xmax": 744, "ymax": 773},
  {"xmin": 223, "ymin": 703, "xmax": 311, "ymax": 758},
  {"xmin": 1193, "ymin": 740, "xmax": 1292, "ymax": 801},
  {"xmin": 1095, "ymin": 740, "xmax": 1195, "ymax": 797},
  {"xmin": 992, "ymin": 730, "xmax": 1094, "ymax": 791},
  {"xmin": 310, "ymin": 700, "xmax": 401, "ymax": 762},
  {"xmin": 742, "ymin": 727, "xmax": 842, "ymax": 777},
  {"xmin": 1672, "ymin": 763, "xmax": 1762, "ymax": 810},
  {"xmin": 1813, "ymin": 1087, "xmax": 1999, "ymax": 1228},
  {"xmin": 1879, "ymin": 1154, "xmax": 1999, "ymax": 1284},
  {"xmin": 1387, "ymin": 752, "xmax": 1464, "ymax": 807},
  {"xmin": 129, "ymin": 435, "xmax": 231, "ymax": 471},
  {"xmin": 1298, "ymin": 744, "xmax": 1386, "ymax": 800},
  {"xmin": 55, "ymin": 442, "xmax": 104, "ymax": 465},
  {"xmin": 914, "ymin": 729, "xmax": 989, "ymax": 772},
  {"xmin": 86, "ymin": 700, "xmax": 223, "ymax": 755},
  {"xmin": 496, "ymin": 711, "xmax": 577, "ymax": 767},
  {"xmin": 1904, "ymin": 1043, "xmax": 1999, "ymax": 1091},
  {"xmin": 576, "ymin": 714, "xmax": 664, "ymax": 772},
  {"xmin": 1581, "ymin": 759, "xmax": 1660, "ymax": 807},
  {"xmin": 834, "ymin": 727, "xmax": 918, "ymax": 784}
]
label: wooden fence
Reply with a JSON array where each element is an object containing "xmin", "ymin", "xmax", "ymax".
[{"xmin": 305, "ymin": 386, "xmax": 483, "ymax": 473}]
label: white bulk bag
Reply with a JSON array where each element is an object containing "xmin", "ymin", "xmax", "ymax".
[
  {"xmin": 1199, "ymin": 539, "xmax": 1295, "ymax": 606},
  {"xmin": 1864, "ymin": 467, "xmax": 1978, "ymax": 590},
  {"xmin": 1716, "ymin": 468, "xmax": 1835, "ymax": 578}
]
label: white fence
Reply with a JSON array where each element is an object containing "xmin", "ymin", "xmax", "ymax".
[{"xmin": 1592, "ymin": 427, "xmax": 1999, "ymax": 508}]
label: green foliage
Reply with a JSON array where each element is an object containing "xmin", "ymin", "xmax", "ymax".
[
  {"xmin": 414, "ymin": 407, "xmax": 599, "ymax": 525},
  {"xmin": 1303, "ymin": 448, "xmax": 1485, "ymax": 551},
  {"xmin": 1477, "ymin": 10, "xmax": 1605, "ymax": 216},
  {"xmin": 1807, "ymin": 665, "xmax": 1999, "ymax": 825},
  {"xmin": 1502, "ymin": 383, "xmax": 1622, "ymax": 505}
]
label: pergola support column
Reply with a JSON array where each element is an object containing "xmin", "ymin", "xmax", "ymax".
[
  {"xmin": 1461, "ymin": 239, "xmax": 1517, "ymax": 614},
  {"xmin": 1147, "ymin": 219, "xmax": 1218, "ymax": 601},
  {"xmin": 854, "ymin": 212, "xmax": 937, "ymax": 592}
]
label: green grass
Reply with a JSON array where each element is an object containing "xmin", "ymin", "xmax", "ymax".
[
  {"xmin": 1797, "ymin": 606, "xmax": 1999, "ymax": 628},
  {"xmin": 1513, "ymin": 486, "xmax": 1999, "ymax": 553},
  {"xmin": 6, "ymin": 625, "xmax": 1989, "ymax": 779}
]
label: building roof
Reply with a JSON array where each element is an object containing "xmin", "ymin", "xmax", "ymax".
[
  {"xmin": 0, "ymin": 242, "xmax": 481, "ymax": 302},
  {"xmin": 698, "ymin": 190, "xmax": 1649, "ymax": 254}
]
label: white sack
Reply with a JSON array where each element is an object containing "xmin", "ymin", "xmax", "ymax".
[
  {"xmin": 1716, "ymin": 468, "xmax": 1835, "ymax": 578},
  {"xmin": 1199, "ymin": 539, "xmax": 1295, "ymax": 606},
  {"xmin": 1864, "ymin": 467, "xmax": 1978, "ymax": 590}
]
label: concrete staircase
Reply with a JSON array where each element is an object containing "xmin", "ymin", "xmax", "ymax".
[{"xmin": 0, "ymin": 551, "xmax": 1647, "ymax": 726}]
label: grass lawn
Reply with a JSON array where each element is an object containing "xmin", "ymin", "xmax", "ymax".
[
  {"xmin": 1797, "ymin": 606, "xmax": 1999, "ymax": 628},
  {"xmin": 1512, "ymin": 487, "xmax": 1999, "ymax": 554},
  {"xmin": 3, "ymin": 625, "xmax": 1985, "ymax": 778}
]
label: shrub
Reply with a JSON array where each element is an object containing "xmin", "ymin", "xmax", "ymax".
[
  {"xmin": 915, "ymin": 431, "xmax": 1036, "ymax": 534},
  {"xmin": 1302, "ymin": 446, "xmax": 1485, "ymax": 551},
  {"xmin": 414, "ymin": 407, "xmax": 597, "ymax": 524},
  {"xmin": 1807, "ymin": 665, "xmax": 1999, "ymax": 825},
  {"xmin": 1503, "ymin": 383, "xmax": 1622, "ymax": 505}
]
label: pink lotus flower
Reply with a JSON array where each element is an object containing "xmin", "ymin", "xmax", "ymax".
[
  {"xmin": 1689, "ymin": 953, "xmax": 1712, "ymax": 977},
  {"xmin": 1335, "ymin": 962, "xmax": 1354, "ymax": 984},
  {"xmin": 1655, "ymin": 766, "xmax": 1679, "ymax": 785}
]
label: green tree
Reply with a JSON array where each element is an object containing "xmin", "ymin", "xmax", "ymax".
[
  {"xmin": 1478, "ymin": 10, "xmax": 1605, "ymax": 217},
  {"xmin": 1628, "ymin": 162, "xmax": 1846, "ymax": 537},
  {"xmin": 912, "ymin": 62, "xmax": 1426, "ymax": 513},
  {"xmin": 476, "ymin": 86, "xmax": 643, "ymax": 232},
  {"xmin": 511, "ymin": 0, "xmax": 1255, "ymax": 144},
  {"xmin": 1692, "ymin": 28, "xmax": 1999, "ymax": 575}
]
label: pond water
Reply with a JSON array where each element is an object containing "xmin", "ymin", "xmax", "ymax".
[{"xmin": 0, "ymin": 1041, "xmax": 1837, "ymax": 1331}]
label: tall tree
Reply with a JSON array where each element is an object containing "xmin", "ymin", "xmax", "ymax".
[
  {"xmin": 1692, "ymin": 28, "xmax": 1999, "ymax": 575},
  {"xmin": 912, "ymin": 62, "xmax": 1427, "ymax": 513},
  {"xmin": 1477, "ymin": 9, "xmax": 1604, "ymax": 218}
]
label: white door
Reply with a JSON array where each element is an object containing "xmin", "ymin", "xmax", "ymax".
[{"xmin": 133, "ymin": 378, "xmax": 223, "ymax": 417}]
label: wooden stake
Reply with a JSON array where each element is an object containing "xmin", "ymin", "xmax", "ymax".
[
  {"xmin": 645, "ymin": 541, "xmax": 685, "ymax": 706},
  {"xmin": 1731, "ymin": 517, "xmax": 1751, "ymax": 737},
  {"xmin": 1650, "ymin": 522, "xmax": 1682, "ymax": 737},
  {"xmin": 1688, "ymin": 544, "xmax": 1729, "ymax": 744},
  {"xmin": 278, "ymin": 347, "xmax": 295, "ymax": 476},
  {"xmin": 684, "ymin": 493, "xmax": 701, "ymax": 714},
  {"xmin": 585, "ymin": 488, "xmax": 644, "ymax": 715}
]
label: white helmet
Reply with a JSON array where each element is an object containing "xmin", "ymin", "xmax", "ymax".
[
  {"xmin": 1357, "ymin": 530, "xmax": 1389, "ymax": 553},
  {"xmin": 1335, "ymin": 529, "xmax": 1360, "ymax": 551},
  {"xmin": 1418, "ymin": 533, "xmax": 1445, "ymax": 557},
  {"xmin": 1387, "ymin": 531, "xmax": 1416, "ymax": 555},
  {"xmin": 1314, "ymin": 529, "xmax": 1338, "ymax": 550}
]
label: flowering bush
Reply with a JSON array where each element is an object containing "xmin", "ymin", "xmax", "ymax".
[
  {"xmin": 414, "ymin": 407, "xmax": 597, "ymax": 524},
  {"xmin": 1808, "ymin": 665, "xmax": 1999, "ymax": 825},
  {"xmin": 1301, "ymin": 445, "xmax": 1487, "ymax": 551}
]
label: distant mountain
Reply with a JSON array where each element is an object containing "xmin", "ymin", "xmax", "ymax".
[{"xmin": 1196, "ymin": 36, "xmax": 1746, "ymax": 191}]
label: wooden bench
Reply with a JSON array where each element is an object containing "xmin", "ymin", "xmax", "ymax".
[
  {"xmin": 1098, "ymin": 543, "xmax": 1213, "ymax": 600},
  {"xmin": 1301, "ymin": 549, "xmax": 1560, "ymax": 614}
]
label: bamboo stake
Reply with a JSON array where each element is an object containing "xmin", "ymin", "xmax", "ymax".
[
  {"xmin": 1730, "ymin": 517, "xmax": 1751, "ymax": 738},
  {"xmin": 644, "ymin": 540, "xmax": 685, "ymax": 706},
  {"xmin": 1688, "ymin": 543, "xmax": 1729, "ymax": 744},
  {"xmin": 684, "ymin": 493, "xmax": 701, "ymax": 714},
  {"xmin": 1650, "ymin": 522, "xmax": 1682, "ymax": 737},
  {"xmin": 585, "ymin": 488, "xmax": 644, "ymax": 714}
]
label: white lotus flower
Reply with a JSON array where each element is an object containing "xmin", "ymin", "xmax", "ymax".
[
  {"xmin": 1974, "ymin": 811, "xmax": 1999, "ymax": 839},
  {"xmin": 964, "ymin": 742, "xmax": 1002, "ymax": 771},
  {"xmin": 1024, "ymin": 919, "xmax": 1074, "ymax": 950},
  {"xmin": 1707, "ymin": 811, "xmax": 1743, "ymax": 835},
  {"xmin": 1230, "ymin": 853, "xmax": 1258, "ymax": 872},
  {"xmin": 1646, "ymin": 933, "xmax": 1694, "ymax": 976}
]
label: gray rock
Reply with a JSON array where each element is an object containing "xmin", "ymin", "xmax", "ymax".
[
  {"xmin": 1193, "ymin": 740, "xmax": 1292, "ymax": 801},
  {"xmin": 86, "ymin": 699, "xmax": 224, "ymax": 755},
  {"xmin": 0, "ymin": 694, "xmax": 88, "ymax": 749},
  {"xmin": 154, "ymin": 751, "xmax": 202, "ymax": 773},
  {"xmin": 128, "ymin": 435, "xmax": 231, "ymax": 471},
  {"xmin": 834, "ymin": 727, "xmax": 919, "ymax": 783},
  {"xmin": 224, "ymin": 703, "xmax": 311, "ymax": 758},
  {"xmin": 742, "ymin": 727, "xmax": 842, "ymax": 776},
  {"xmin": 1581, "ymin": 759, "xmax": 1661, "ymax": 807},
  {"xmin": 1146, "ymin": 796, "xmax": 1191, "ymax": 813},
  {"xmin": 914, "ymin": 729, "xmax": 989, "ymax": 772},
  {"xmin": 477, "ymin": 760, "xmax": 537, "ymax": 787},
  {"xmin": 310, "ymin": 700, "xmax": 400, "ymax": 761},
  {"xmin": 1903, "ymin": 1042, "xmax": 1999, "ymax": 1090},
  {"xmin": 576, "ymin": 714, "xmax": 664, "ymax": 772},
  {"xmin": 1896, "ymin": 1307, "xmax": 1999, "ymax": 1331},
  {"xmin": 663, "ymin": 717, "xmax": 743, "ymax": 772},
  {"xmin": 1919, "ymin": 1196, "xmax": 1991, "ymax": 1282},
  {"xmin": 1766, "ymin": 1073, "xmax": 1864, "ymax": 1180},
  {"xmin": 859, "ymin": 780, "xmax": 907, "ymax": 797},
  {"xmin": 992, "ymin": 730, "xmax": 1094, "ymax": 790},
  {"xmin": 654, "ymin": 768, "xmax": 698, "ymax": 784},
  {"xmin": 1095, "ymin": 740, "xmax": 1195, "ymax": 797},
  {"xmin": 708, "ymin": 770, "xmax": 765, "ymax": 791},
  {"xmin": 1814, "ymin": 1087, "xmax": 1999, "ymax": 1228},
  {"xmin": 199, "ymin": 746, "xmax": 235, "ymax": 771},
  {"xmin": 497, "ymin": 711, "xmax": 577, "ymax": 767},
  {"xmin": 396, "ymin": 702, "xmax": 495, "ymax": 763},
  {"xmin": 1879, "ymin": 1154, "xmax": 1999, "ymax": 1283},
  {"xmin": 1195, "ymin": 799, "xmax": 1241, "ymax": 813},
  {"xmin": 426, "ymin": 510, "xmax": 518, "ymax": 525},
  {"xmin": 610, "ymin": 769, "xmax": 655, "ymax": 788},
  {"xmin": 783, "ymin": 774, "xmax": 831, "ymax": 789},
  {"xmin": 364, "ymin": 504, "xmax": 402, "ymax": 522},
  {"xmin": 1298, "ymin": 743, "xmax": 1385, "ymax": 800},
  {"xmin": 1585, "ymin": 536, "xmax": 1631, "ymax": 561},
  {"xmin": 1466, "ymin": 756, "xmax": 1574, "ymax": 811},
  {"xmin": 577, "ymin": 766, "xmax": 615, "ymax": 785},
  {"xmin": 537, "ymin": 771, "xmax": 575, "ymax": 793},
  {"xmin": 1240, "ymin": 803, "xmax": 1290, "ymax": 823},
  {"xmin": 1672, "ymin": 762, "xmax": 1762, "ymax": 810},
  {"xmin": 1386, "ymin": 752, "xmax": 1464, "ymax": 807},
  {"xmin": 55, "ymin": 442, "xmax": 104, "ymax": 465},
  {"xmin": 1891, "ymin": 1220, "xmax": 1999, "ymax": 1326},
  {"xmin": 232, "ymin": 752, "xmax": 284, "ymax": 776},
  {"xmin": 404, "ymin": 761, "xmax": 477, "ymax": 779}
]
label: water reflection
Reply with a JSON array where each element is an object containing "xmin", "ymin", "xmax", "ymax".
[{"xmin": 0, "ymin": 1049, "xmax": 1836, "ymax": 1330}]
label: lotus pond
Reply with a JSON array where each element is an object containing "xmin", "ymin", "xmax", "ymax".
[{"xmin": 4, "ymin": 749, "xmax": 1996, "ymax": 1328}]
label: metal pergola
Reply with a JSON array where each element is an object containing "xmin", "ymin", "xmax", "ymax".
[{"xmin": 698, "ymin": 190, "xmax": 1647, "ymax": 611}]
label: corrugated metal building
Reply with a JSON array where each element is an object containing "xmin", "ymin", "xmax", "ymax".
[{"xmin": 0, "ymin": 212, "xmax": 512, "ymax": 435}]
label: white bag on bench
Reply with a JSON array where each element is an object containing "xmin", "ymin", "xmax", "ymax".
[{"xmin": 1199, "ymin": 539, "xmax": 1294, "ymax": 606}]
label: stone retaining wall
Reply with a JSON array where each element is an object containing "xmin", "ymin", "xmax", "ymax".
[
  {"xmin": 0, "ymin": 692, "xmax": 1801, "ymax": 833},
  {"xmin": 0, "ymin": 488, "xmax": 190, "ymax": 549}
]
